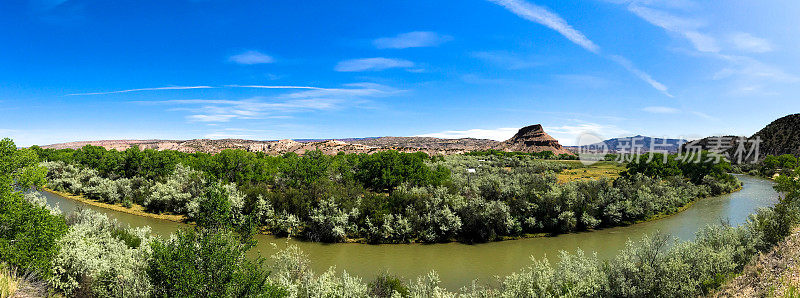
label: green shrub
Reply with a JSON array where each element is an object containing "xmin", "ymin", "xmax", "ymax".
[
  {"xmin": 147, "ymin": 229, "xmax": 284, "ymax": 297},
  {"xmin": 368, "ymin": 273, "xmax": 409, "ymax": 297},
  {"xmin": 50, "ymin": 209, "xmax": 152, "ymax": 297},
  {"xmin": 0, "ymin": 139, "xmax": 68, "ymax": 276},
  {"xmin": 0, "ymin": 193, "xmax": 68, "ymax": 277}
]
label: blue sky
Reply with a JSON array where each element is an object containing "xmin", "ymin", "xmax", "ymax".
[{"xmin": 2, "ymin": 0, "xmax": 799, "ymax": 146}]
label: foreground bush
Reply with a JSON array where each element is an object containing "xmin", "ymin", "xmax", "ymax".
[
  {"xmin": 49, "ymin": 209, "xmax": 153, "ymax": 297},
  {"xmin": 0, "ymin": 139, "xmax": 68, "ymax": 277},
  {"xmin": 148, "ymin": 229, "xmax": 285, "ymax": 297}
]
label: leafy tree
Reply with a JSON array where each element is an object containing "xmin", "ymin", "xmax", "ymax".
[{"xmin": 0, "ymin": 138, "xmax": 68, "ymax": 276}]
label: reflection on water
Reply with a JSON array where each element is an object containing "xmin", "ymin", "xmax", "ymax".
[{"xmin": 42, "ymin": 175, "xmax": 779, "ymax": 289}]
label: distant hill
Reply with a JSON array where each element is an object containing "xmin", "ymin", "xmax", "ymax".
[
  {"xmin": 680, "ymin": 114, "xmax": 800, "ymax": 161},
  {"xmin": 598, "ymin": 136, "xmax": 687, "ymax": 153},
  {"xmin": 751, "ymin": 114, "xmax": 800, "ymax": 156},
  {"xmin": 501, "ymin": 124, "xmax": 572, "ymax": 155},
  {"xmin": 292, "ymin": 137, "xmax": 379, "ymax": 143},
  {"xmin": 40, "ymin": 124, "xmax": 570, "ymax": 156}
]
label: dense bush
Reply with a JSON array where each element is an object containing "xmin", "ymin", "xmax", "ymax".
[
  {"xmin": 0, "ymin": 139, "xmax": 68, "ymax": 277},
  {"xmin": 145, "ymin": 163, "xmax": 206, "ymax": 214},
  {"xmin": 148, "ymin": 229, "xmax": 285, "ymax": 297},
  {"xmin": 49, "ymin": 209, "xmax": 153, "ymax": 296},
  {"xmin": 36, "ymin": 146, "xmax": 740, "ymax": 244},
  {"xmin": 269, "ymin": 245, "xmax": 368, "ymax": 297},
  {"xmin": 735, "ymin": 154, "xmax": 798, "ymax": 177}
]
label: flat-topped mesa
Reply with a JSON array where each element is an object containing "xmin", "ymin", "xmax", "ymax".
[{"xmin": 500, "ymin": 124, "xmax": 571, "ymax": 155}]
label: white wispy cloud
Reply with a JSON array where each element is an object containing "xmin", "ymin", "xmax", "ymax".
[
  {"xmin": 417, "ymin": 127, "xmax": 519, "ymax": 141},
  {"xmin": 626, "ymin": 4, "xmax": 719, "ymax": 53},
  {"xmin": 67, "ymin": 86, "xmax": 214, "ymax": 96},
  {"xmin": 283, "ymin": 82, "xmax": 401, "ymax": 99},
  {"xmin": 471, "ymin": 51, "xmax": 543, "ymax": 69},
  {"xmin": 488, "ymin": 0, "xmax": 670, "ymax": 96},
  {"xmin": 189, "ymin": 114, "xmax": 239, "ymax": 122},
  {"xmin": 488, "ymin": 0, "xmax": 600, "ymax": 53},
  {"xmin": 729, "ymin": 33, "xmax": 773, "ymax": 53},
  {"xmin": 69, "ymin": 85, "xmax": 383, "ymax": 96},
  {"xmin": 713, "ymin": 55, "xmax": 799, "ymax": 83},
  {"xmin": 228, "ymin": 50, "xmax": 275, "ymax": 64},
  {"xmin": 690, "ymin": 111, "xmax": 715, "ymax": 120},
  {"xmin": 373, "ymin": 31, "xmax": 453, "ymax": 49},
  {"xmin": 228, "ymin": 85, "xmax": 335, "ymax": 91},
  {"xmin": 616, "ymin": 1, "xmax": 794, "ymax": 96},
  {"xmin": 642, "ymin": 106, "xmax": 716, "ymax": 120},
  {"xmin": 334, "ymin": 58, "xmax": 415, "ymax": 72},
  {"xmin": 609, "ymin": 55, "xmax": 672, "ymax": 97},
  {"xmin": 642, "ymin": 106, "xmax": 680, "ymax": 114},
  {"xmin": 174, "ymin": 97, "xmax": 344, "ymax": 123},
  {"xmin": 143, "ymin": 83, "xmax": 400, "ymax": 123}
]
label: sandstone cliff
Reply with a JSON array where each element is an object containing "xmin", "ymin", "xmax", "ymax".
[
  {"xmin": 41, "ymin": 124, "xmax": 570, "ymax": 156},
  {"xmin": 498, "ymin": 124, "xmax": 571, "ymax": 155}
]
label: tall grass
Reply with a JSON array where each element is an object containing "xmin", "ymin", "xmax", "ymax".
[
  {"xmin": 0, "ymin": 265, "xmax": 20, "ymax": 298},
  {"xmin": 0, "ymin": 263, "xmax": 51, "ymax": 298}
]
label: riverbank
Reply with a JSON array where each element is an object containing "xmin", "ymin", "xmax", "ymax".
[
  {"xmin": 711, "ymin": 227, "xmax": 800, "ymax": 297},
  {"xmin": 44, "ymin": 178, "xmax": 744, "ymax": 245},
  {"xmin": 42, "ymin": 187, "xmax": 186, "ymax": 223}
]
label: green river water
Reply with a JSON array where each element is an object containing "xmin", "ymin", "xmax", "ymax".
[{"xmin": 41, "ymin": 175, "xmax": 779, "ymax": 289}]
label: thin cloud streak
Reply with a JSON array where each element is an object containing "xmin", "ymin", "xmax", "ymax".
[
  {"xmin": 610, "ymin": 55, "xmax": 673, "ymax": 97},
  {"xmin": 488, "ymin": 0, "xmax": 599, "ymax": 53},
  {"xmin": 229, "ymin": 85, "xmax": 335, "ymax": 91},
  {"xmin": 139, "ymin": 83, "xmax": 400, "ymax": 123},
  {"xmin": 643, "ymin": 106, "xmax": 680, "ymax": 114},
  {"xmin": 373, "ymin": 31, "xmax": 453, "ymax": 49},
  {"xmin": 67, "ymin": 86, "xmax": 214, "ymax": 96},
  {"xmin": 626, "ymin": 4, "xmax": 720, "ymax": 53},
  {"xmin": 617, "ymin": 1, "xmax": 794, "ymax": 96},
  {"xmin": 228, "ymin": 50, "xmax": 274, "ymax": 64},
  {"xmin": 334, "ymin": 58, "xmax": 415, "ymax": 72},
  {"xmin": 729, "ymin": 33, "xmax": 773, "ymax": 53},
  {"xmin": 69, "ymin": 85, "xmax": 386, "ymax": 96},
  {"xmin": 488, "ymin": 0, "xmax": 671, "ymax": 96}
]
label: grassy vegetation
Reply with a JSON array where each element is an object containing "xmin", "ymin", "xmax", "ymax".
[
  {"xmin": 553, "ymin": 161, "xmax": 625, "ymax": 184},
  {"xmin": 0, "ymin": 264, "xmax": 20, "ymax": 298}
]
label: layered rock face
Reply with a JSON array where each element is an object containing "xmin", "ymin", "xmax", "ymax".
[
  {"xmin": 499, "ymin": 124, "xmax": 571, "ymax": 155},
  {"xmin": 41, "ymin": 124, "xmax": 571, "ymax": 156}
]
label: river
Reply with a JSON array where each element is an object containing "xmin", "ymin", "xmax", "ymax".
[{"xmin": 41, "ymin": 175, "xmax": 779, "ymax": 289}]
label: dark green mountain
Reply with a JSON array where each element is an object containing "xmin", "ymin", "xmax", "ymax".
[
  {"xmin": 680, "ymin": 114, "xmax": 800, "ymax": 161},
  {"xmin": 751, "ymin": 113, "xmax": 800, "ymax": 156}
]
